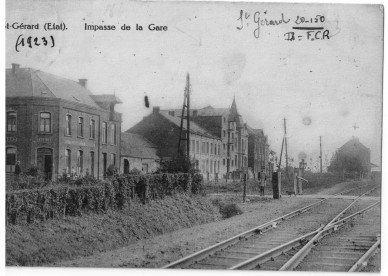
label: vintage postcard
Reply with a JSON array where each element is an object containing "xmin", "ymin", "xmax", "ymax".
[{"xmin": 5, "ymin": 0, "xmax": 383, "ymax": 273}]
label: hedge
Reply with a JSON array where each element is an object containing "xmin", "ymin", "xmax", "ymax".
[{"xmin": 6, "ymin": 173, "xmax": 204, "ymax": 225}]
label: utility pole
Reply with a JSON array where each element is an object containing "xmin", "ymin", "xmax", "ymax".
[
  {"xmin": 319, "ymin": 136, "xmax": 322, "ymax": 173},
  {"xmin": 177, "ymin": 73, "xmax": 191, "ymax": 165},
  {"xmin": 283, "ymin": 118, "xmax": 288, "ymax": 175}
]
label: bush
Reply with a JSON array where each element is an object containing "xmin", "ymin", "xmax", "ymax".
[
  {"xmin": 220, "ymin": 203, "xmax": 243, "ymax": 219},
  {"xmin": 211, "ymin": 199, "xmax": 243, "ymax": 219},
  {"xmin": 26, "ymin": 166, "xmax": 39, "ymax": 177},
  {"xmin": 106, "ymin": 165, "xmax": 119, "ymax": 177}
]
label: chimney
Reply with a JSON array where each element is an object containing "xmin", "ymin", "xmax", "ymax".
[
  {"xmin": 12, "ymin": 63, "xmax": 20, "ymax": 74},
  {"xmin": 153, "ymin": 106, "xmax": 160, "ymax": 114},
  {"xmin": 78, "ymin": 78, "xmax": 87, "ymax": 88}
]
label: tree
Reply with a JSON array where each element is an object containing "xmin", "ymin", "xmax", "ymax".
[{"xmin": 328, "ymin": 151, "xmax": 363, "ymax": 174}]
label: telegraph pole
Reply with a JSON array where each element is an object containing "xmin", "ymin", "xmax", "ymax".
[
  {"xmin": 283, "ymin": 118, "xmax": 288, "ymax": 174},
  {"xmin": 319, "ymin": 136, "xmax": 322, "ymax": 173},
  {"xmin": 186, "ymin": 74, "xmax": 190, "ymax": 162},
  {"xmin": 178, "ymin": 73, "xmax": 191, "ymax": 165}
]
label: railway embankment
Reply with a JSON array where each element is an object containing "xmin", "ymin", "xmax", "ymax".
[{"xmin": 6, "ymin": 194, "xmax": 220, "ymax": 266}]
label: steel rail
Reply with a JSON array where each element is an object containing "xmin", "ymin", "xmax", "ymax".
[
  {"xmin": 162, "ymin": 189, "xmax": 356, "ymax": 269},
  {"xmin": 230, "ymin": 200, "xmax": 380, "ymax": 270},
  {"xmin": 324, "ymin": 187, "xmax": 376, "ymax": 227},
  {"xmin": 279, "ymin": 200, "xmax": 380, "ymax": 271},
  {"xmin": 348, "ymin": 237, "xmax": 381, "ymax": 272}
]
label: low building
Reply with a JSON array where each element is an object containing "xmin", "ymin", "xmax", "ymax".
[
  {"xmin": 120, "ymin": 132, "xmax": 160, "ymax": 174},
  {"xmin": 6, "ymin": 64, "xmax": 122, "ymax": 180},
  {"xmin": 127, "ymin": 107, "xmax": 222, "ymax": 180},
  {"xmin": 336, "ymin": 136, "xmax": 371, "ymax": 175}
]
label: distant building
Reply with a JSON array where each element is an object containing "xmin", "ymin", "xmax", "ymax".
[
  {"xmin": 336, "ymin": 137, "xmax": 371, "ymax": 175},
  {"xmin": 247, "ymin": 127, "xmax": 270, "ymax": 176},
  {"xmin": 165, "ymin": 98, "xmax": 250, "ymax": 179},
  {"xmin": 120, "ymin": 132, "xmax": 160, "ymax": 174},
  {"xmin": 6, "ymin": 64, "xmax": 122, "ymax": 180},
  {"xmin": 127, "ymin": 107, "xmax": 222, "ymax": 180}
]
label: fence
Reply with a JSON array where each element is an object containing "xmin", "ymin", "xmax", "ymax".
[{"xmin": 5, "ymin": 173, "xmax": 204, "ymax": 225}]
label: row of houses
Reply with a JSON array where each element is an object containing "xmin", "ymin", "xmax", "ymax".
[{"xmin": 6, "ymin": 64, "xmax": 271, "ymax": 180}]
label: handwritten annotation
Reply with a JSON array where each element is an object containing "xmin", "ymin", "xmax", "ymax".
[{"xmin": 236, "ymin": 10, "xmax": 330, "ymax": 41}]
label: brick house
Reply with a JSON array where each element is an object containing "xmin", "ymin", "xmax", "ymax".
[
  {"xmin": 120, "ymin": 132, "xmax": 160, "ymax": 174},
  {"xmin": 6, "ymin": 64, "xmax": 122, "ymax": 180},
  {"xmin": 127, "ymin": 107, "xmax": 222, "ymax": 180}
]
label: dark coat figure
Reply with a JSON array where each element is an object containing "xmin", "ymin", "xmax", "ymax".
[{"xmin": 15, "ymin": 161, "xmax": 21, "ymax": 180}]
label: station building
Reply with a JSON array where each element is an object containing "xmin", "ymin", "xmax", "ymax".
[{"xmin": 6, "ymin": 64, "xmax": 122, "ymax": 180}]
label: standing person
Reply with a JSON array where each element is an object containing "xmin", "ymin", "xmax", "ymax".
[
  {"xmin": 14, "ymin": 161, "xmax": 21, "ymax": 182},
  {"xmin": 259, "ymin": 171, "xmax": 266, "ymax": 196}
]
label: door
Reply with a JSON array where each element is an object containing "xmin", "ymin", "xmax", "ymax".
[
  {"xmin": 37, "ymin": 148, "xmax": 53, "ymax": 180},
  {"xmin": 124, "ymin": 159, "xmax": 129, "ymax": 174}
]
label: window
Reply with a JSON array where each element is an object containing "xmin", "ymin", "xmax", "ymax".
[
  {"xmin": 196, "ymin": 141, "xmax": 199, "ymax": 154},
  {"xmin": 235, "ymin": 155, "xmax": 237, "ymax": 166},
  {"xmin": 231, "ymin": 160, "xmax": 234, "ymax": 167},
  {"xmin": 191, "ymin": 140, "xmax": 195, "ymax": 153},
  {"xmin": 7, "ymin": 111, "xmax": 17, "ymax": 132},
  {"xmin": 223, "ymin": 144, "xmax": 226, "ymax": 150},
  {"xmin": 210, "ymin": 160, "xmax": 213, "ymax": 173},
  {"xmin": 40, "ymin": 112, "xmax": 51, "ymax": 133},
  {"xmin": 78, "ymin": 117, "xmax": 84, "ymax": 137},
  {"xmin": 65, "ymin": 149, "xmax": 71, "ymax": 173},
  {"xmin": 111, "ymin": 153, "xmax": 116, "ymax": 166},
  {"xmin": 223, "ymin": 130, "xmax": 226, "ymax": 137},
  {"xmin": 142, "ymin": 163, "xmax": 149, "ymax": 173},
  {"xmin": 232, "ymin": 145, "xmax": 234, "ymax": 151},
  {"xmin": 202, "ymin": 142, "xmax": 205, "ymax": 154},
  {"xmin": 6, "ymin": 147, "xmax": 16, "ymax": 172},
  {"xmin": 223, "ymin": 159, "xmax": 226, "ymax": 166},
  {"xmin": 210, "ymin": 143, "xmax": 213, "ymax": 154},
  {"xmin": 102, "ymin": 122, "xmax": 107, "ymax": 144},
  {"xmin": 90, "ymin": 151, "xmax": 95, "ymax": 176},
  {"xmin": 77, "ymin": 150, "xmax": 83, "ymax": 175},
  {"xmin": 111, "ymin": 124, "xmax": 117, "ymax": 145},
  {"xmin": 218, "ymin": 145, "xmax": 220, "ymax": 155},
  {"xmin": 89, "ymin": 119, "xmax": 96, "ymax": 139},
  {"xmin": 206, "ymin": 160, "xmax": 209, "ymax": 172},
  {"xmin": 207, "ymin": 142, "xmax": 209, "ymax": 154},
  {"xmin": 66, "ymin": 114, "xmax": 72, "ymax": 135}
]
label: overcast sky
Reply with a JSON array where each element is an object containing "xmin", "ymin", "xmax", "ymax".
[{"xmin": 6, "ymin": 0, "xmax": 383, "ymax": 169}]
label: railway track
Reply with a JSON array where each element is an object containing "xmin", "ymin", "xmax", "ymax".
[{"xmin": 162, "ymin": 186, "xmax": 380, "ymax": 271}]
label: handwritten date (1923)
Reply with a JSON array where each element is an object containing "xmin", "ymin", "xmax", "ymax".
[{"xmin": 15, "ymin": 34, "xmax": 55, "ymax": 52}]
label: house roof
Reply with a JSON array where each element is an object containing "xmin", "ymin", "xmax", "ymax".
[
  {"xmin": 197, "ymin": 106, "xmax": 229, "ymax": 116},
  {"xmin": 6, "ymin": 66, "xmax": 100, "ymax": 108},
  {"xmin": 121, "ymin": 132, "xmax": 159, "ymax": 159},
  {"xmin": 91, "ymin": 94, "xmax": 122, "ymax": 104},
  {"xmin": 159, "ymin": 110, "xmax": 220, "ymax": 140},
  {"xmin": 247, "ymin": 125, "xmax": 264, "ymax": 136},
  {"xmin": 339, "ymin": 137, "xmax": 369, "ymax": 152}
]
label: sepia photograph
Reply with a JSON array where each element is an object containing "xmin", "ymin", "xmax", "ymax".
[{"xmin": 4, "ymin": 0, "xmax": 384, "ymax": 273}]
